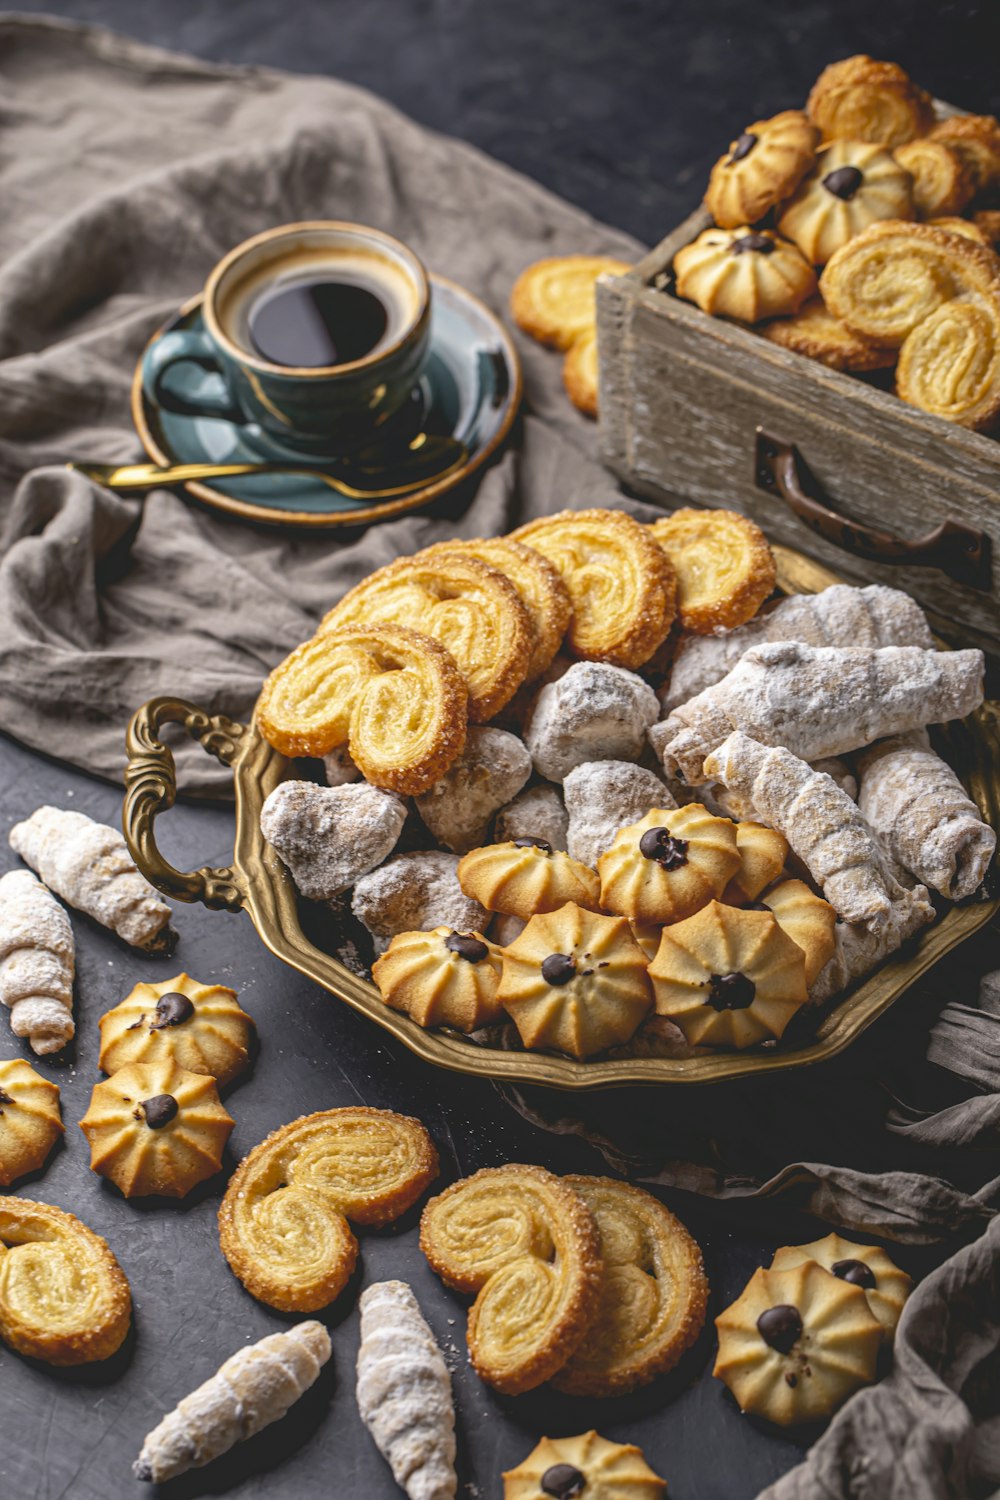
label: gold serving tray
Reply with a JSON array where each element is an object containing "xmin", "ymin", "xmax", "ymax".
[{"xmin": 122, "ymin": 545, "xmax": 1000, "ymax": 1090}]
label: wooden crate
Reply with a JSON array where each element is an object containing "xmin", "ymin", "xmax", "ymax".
[{"xmin": 596, "ymin": 205, "xmax": 1000, "ymax": 652}]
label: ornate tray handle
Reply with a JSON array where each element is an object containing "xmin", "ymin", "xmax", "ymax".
[{"xmin": 123, "ymin": 696, "xmax": 248, "ymax": 911}]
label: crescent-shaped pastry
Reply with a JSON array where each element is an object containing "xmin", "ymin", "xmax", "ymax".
[
  {"xmin": 257, "ymin": 623, "xmax": 468, "ymax": 794},
  {"xmin": 770, "ymin": 1233, "xmax": 912, "ymax": 1343},
  {"xmin": 759, "ymin": 878, "xmax": 837, "ymax": 987},
  {"xmin": 597, "ymin": 804, "xmax": 740, "ymax": 926},
  {"xmin": 761, "ymin": 296, "xmax": 898, "ymax": 371},
  {"xmin": 416, "ymin": 538, "xmax": 572, "ymax": 681},
  {"xmin": 0, "ymin": 868, "xmax": 75, "ymax": 1056},
  {"xmin": 929, "ymin": 114, "xmax": 1000, "ymax": 194},
  {"xmin": 893, "ymin": 139, "xmax": 973, "ymax": 219},
  {"xmin": 0, "ymin": 1196, "xmax": 131, "ymax": 1364},
  {"xmin": 510, "ymin": 255, "xmax": 632, "ymax": 349},
  {"xmin": 896, "ymin": 293, "xmax": 1000, "ymax": 430},
  {"xmin": 648, "ymin": 507, "xmax": 776, "ymax": 634},
  {"xmin": 510, "ymin": 509, "xmax": 677, "ymax": 669},
  {"xmin": 552, "ymin": 1177, "xmax": 708, "ymax": 1396},
  {"xmin": 97, "ymin": 972, "xmax": 254, "ymax": 1089},
  {"xmin": 563, "ymin": 327, "xmax": 600, "ymax": 416},
  {"xmin": 321, "ymin": 552, "xmax": 532, "ymax": 723},
  {"xmin": 457, "ymin": 838, "xmax": 602, "ymax": 921},
  {"xmin": 777, "ymin": 141, "xmax": 914, "ymax": 265},
  {"xmin": 372, "ymin": 926, "xmax": 504, "ymax": 1032},
  {"xmin": 419, "ymin": 1164, "xmax": 603, "ymax": 1394},
  {"xmin": 219, "ymin": 1107, "xmax": 438, "ymax": 1312},
  {"xmin": 806, "ymin": 55, "xmax": 933, "ymax": 147},
  {"xmin": 706, "ymin": 110, "xmax": 820, "ymax": 228},
  {"xmin": 673, "ymin": 226, "xmax": 817, "ymax": 322},
  {"xmin": 0, "ymin": 1058, "xmax": 63, "ymax": 1186},
  {"xmin": 504, "ymin": 1432, "xmax": 666, "ymax": 1499}
]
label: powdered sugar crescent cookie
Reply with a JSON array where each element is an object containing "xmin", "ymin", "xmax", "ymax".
[
  {"xmin": 929, "ymin": 114, "xmax": 1000, "ymax": 194},
  {"xmin": 896, "ymin": 293, "xmax": 1000, "ymax": 430},
  {"xmin": 257, "ymin": 623, "xmax": 468, "ymax": 793},
  {"xmin": 553, "ymin": 1177, "xmax": 708, "ymax": 1396},
  {"xmin": 372, "ymin": 926, "xmax": 504, "ymax": 1033},
  {"xmin": 649, "ymin": 899, "xmax": 808, "ymax": 1048},
  {"xmin": 777, "ymin": 141, "xmax": 914, "ymax": 265},
  {"xmin": 648, "ymin": 508, "xmax": 776, "ymax": 634},
  {"xmin": 761, "ymin": 297, "xmax": 898, "ymax": 371},
  {"xmin": 510, "ymin": 509, "xmax": 677, "ymax": 670},
  {"xmin": 807, "ymin": 55, "xmax": 933, "ymax": 147},
  {"xmin": 510, "ymin": 255, "xmax": 632, "ymax": 349},
  {"xmin": 894, "ymin": 138, "xmax": 973, "ymax": 219},
  {"xmin": 759, "ymin": 878, "xmax": 837, "ymax": 987},
  {"xmin": 504, "ymin": 1431, "xmax": 666, "ymax": 1499},
  {"xmin": 0, "ymin": 1058, "xmax": 62, "ymax": 1186},
  {"xmin": 0, "ymin": 1196, "xmax": 131, "ymax": 1364},
  {"xmin": 322, "ymin": 552, "xmax": 532, "ymax": 723},
  {"xmin": 597, "ymin": 805, "xmax": 741, "ymax": 926},
  {"xmin": 219, "ymin": 1108, "xmax": 439, "ymax": 1312},
  {"xmin": 98, "ymin": 973, "xmax": 254, "ymax": 1089},
  {"xmin": 563, "ymin": 327, "xmax": 600, "ymax": 417},
  {"xmin": 420, "ymin": 1164, "xmax": 603, "ymax": 1394},
  {"xmin": 707, "ymin": 110, "xmax": 820, "ymax": 228},
  {"xmin": 721, "ymin": 822, "xmax": 789, "ymax": 905},
  {"xmin": 674, "ymin": 226, "xmax": 817, "ymax": 322},
  {"xmin": 770, "ymin": 1232, "xmax": 912, "ymax": 1342},
  {"xmin": 458, "ymin": 838, "xmax": 601, "ymax": 920}
]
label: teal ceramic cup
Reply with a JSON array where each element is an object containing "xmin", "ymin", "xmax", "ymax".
[{"xmin": 146, "ymin": 221, "xmax": 432, "ymax": 455}]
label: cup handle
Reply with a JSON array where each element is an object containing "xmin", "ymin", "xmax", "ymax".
[{"xmin": 146, "ymin": 327, "xmax": 245, "ymax": 423}]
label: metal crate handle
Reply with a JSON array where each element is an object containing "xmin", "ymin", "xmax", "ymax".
[{"xmin": 755, "ymin": 429, "xmax": 990, "ymax": 590}]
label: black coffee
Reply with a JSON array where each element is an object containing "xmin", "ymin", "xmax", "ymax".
[{"xmin": 248, "ymin": 276, "xmax": 389, "ymax": 368}]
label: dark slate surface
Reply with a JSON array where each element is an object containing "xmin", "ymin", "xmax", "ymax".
[{"xmin": 2, "ymin": 3, "xmax": 996, "ymax": 1497}]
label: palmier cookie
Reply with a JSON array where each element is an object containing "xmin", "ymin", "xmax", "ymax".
[
  {"xmin": 648, "ymin": 508, "xmax": 776, "ymax": 634},
  {"xmin": 219, "ymin": 1108, "xmax": 438, "ymax": 1312},
  {"xmin": 807, "ymin": 55, "xmax": 933, "ymax": 148},
  {"xmin": 322, "ymin": 552, "xmax": 532, "ymax": 723},
  {"xmin": 79, "ymin": 1059, "xmax": 234, "ymax": 1199},
  {"xmin": 929, "ymin": 114, "xmax": 1000, "ymax": 194},
  {"xmin": 777, "ymin": 141, "xmax": 914, "ymax": 265},
  {"xmin": 0, "ymin": 1196, "xmax": 131, "ymax": 1364},
  {"xmin": 496, "ymin": 903, "xmax": 652, "ymax": 1058},
  {"xmin": 597, "ymin": 805, "xmax": 740, "ymax": 926},
  {"xmin": 257, "ymin": 623, "xmax": 468, "ymax": 794},
  {"xmin": 420, "ymin": 1164, "xmax": 602, "ymax": 1394},
  {"xmin": 0, "ymin": 1058, "xmax": 62, "ymax": 1186},
  {"xmin": 563, "ymin": 327, "xmax": 600, "ymax": 417},
  {"xmin": 761, "ymin": 296, "xmax": 898, "ymax": 371},
  {"xmin": 821, "ymin": 220, "xmax": 1000, "ymax": 347},
  {"xmin": 510, "ymin": 255, "xmax": 632, "ymax": 349},
  {"xmin": 896, "ymin": 292, "xmax": 1000, "ymax": 431},
  {"xmin": 458, "ymin": 838, "xmax": 600, "ymax": 921},
  {"xmin": 98, "ymin": 972, "xmax": 254, "ymax": 1089},
  {"xmin": 714, "ymin": 1259, "xmax": 881, "ymax": 1426},
  {"xmin": 416, "ymin": 537, "xmax": 572, "ymax": 681},
  {"xmin": 759, "ymin": 878, "xmax": 837, "ymax": 987},
  {"xmin": 721, "ymin": 822, "xmax": 789, "ymax": 905},
  {"xmin": 553, "ymin": 1177, "xmax": 708, "ymax": 1396},
  {"xmin": 894, "ymin": 139, "xmax": 974, "ymax": 219},
  {"xmin": 504, "ymin": 1432, "xmax": 666, "ymax": 1499},
  {"xmin": 372, "ymin": 926, "xmax": 504, "ymax": 1033},
  {"xmin": 510, "ymin": 508, "xmax": 676, "ymax": 670},
  {"xmin": 673, "ymin": 226, "xmax": 817, "ymax": 322},
  {"xmin": 974, "ymin": 211, "xmax": 1000, "ymax": 251},
  {"xmin": 770, "ymin": 1233, "xmax": 912, "ymax": 1342},
  {"xmin": 706, "ymin": 110, "xmax": 820, "ymax": 228},
  {"xmin": 927, "ymin": 217, "xmax": 990, "ymax": 245},
  {"xmin": 648, "ymin": 900, "xmax": 807, "ymax": 1049}
]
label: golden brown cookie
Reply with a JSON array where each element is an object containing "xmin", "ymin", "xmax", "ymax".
[
  {"xmin": 807, "ymin": 55, "xmax": 933, "ymax": 147},
  {"xmin": 98, "ymin": 972, "xmax": 254, "ymax": 1089},
  {"xmin": 256, "ymin": 623, "xmax": 468, "ymax": 793},
  {"xmin": 420, "ymin": 1164, "xmax": 603, "ymax": 1394},
  {"xmin": 706, "ymin": 110, "xmax": 820, "ymax": 228},
  {"xmin": 674, "ymin": 225, "xmax": 817, "ymax": 321},
  {"xmin": 721, "ymin": 822, "xmax": 789, "ymax": 905},
  {"xmin": 777, "ymin": 141, "xmax": 914, "ymax": 265},
  {"xmin": 974, "ymin": 210, "xmax": 1000, "ymax": 250},
  {"xmin": 219, "ymin": 1108, "xmax": 438, "ymax": 1312},
  {"xmin": 759, "ymin": 878, "xmax": 838, "ymax": 987},
  {"xmin": 321, "ymin": 552, "xmax": 532, "ymax": 724},
  {"xmin": 372, "ymin": 926, "xmax": 504, "ymax": 1033},
  {"xmin": 510, "ymin": 255, "xmax": 632, "ymax": 349},
  {"xmin": 714, "ymin": 1259, "xmax": 881, "ymax": 1425},
  {"xmin": 761, "ymin": 296, "xmax": 899, "ymax": 371},
  {"xmin": 894, "ymin": 138, "xmax": 974, "ymax": 219},
  {"xmin": 0, "ymin": 1058, "xmax": 62, "ymax": 1186},
  {"xmin": 896, "ymin": 292, "xmax": 1000, "ymax": 430},
  {"xmin": 510, "ymin": 508, "xmax": 677, "ymax": 670},
  {"xmin": 770, "ymin": 1232, "xmax": 912, "ymax": 1342},
  {"xmin": 597, "ymin": 805, "xmax": 741, "ymax": 926},
  {"xmin": 563, "ymin": 327, "xmax": 600, "ymax": 417},
  {"xmin": 458, "ymin": 838, "xmax": 601, "ymax": 921},
  {"xmin": 929, "ymin": 114, "xmax": 1000, "ymax": 194},
  {"xmin": 0, "ymin": 1196, "xmax": 132, "ymax": 1365},
  {"xmin": 504, "ymin": 1431, "xmax": 666, "ymax": 1499},
  {"xmin": 79, "ymin": 1059, "xmax": 234, "ymax": 1199},
  {"xmin": 496, "ymin": 902, "xmax": 652, "ymax": 1058},
  {"xmin": 927, "ymin": 216, "xmax": 989, "ymax": 245},
  {"xmin": 648, "ymin": 899, "xmax": 808, "ymax": 1048},
  {"xmin": 648, "ymin": 507, "xmax": 776, "ymax": 634},
  {"xmin": 553, "ymin": 1177, "xmax": 708, "ymax": 1395}
]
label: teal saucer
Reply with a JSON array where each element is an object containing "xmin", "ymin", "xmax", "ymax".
[{"xmin": 132, "ymin": 276, "xmax": 521, "ymax": 526}]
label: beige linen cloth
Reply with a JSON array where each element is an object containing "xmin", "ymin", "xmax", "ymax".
[{"xmin": 0, "ymin": 19, "xmax": 998, "ymax": 1500}]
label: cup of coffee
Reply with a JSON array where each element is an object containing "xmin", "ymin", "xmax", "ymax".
[{"xmin": 146, "ymin": 221, "xmax": 431, "ymax": 454}]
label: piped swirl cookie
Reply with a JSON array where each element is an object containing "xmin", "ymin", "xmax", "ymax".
[
  {"xmin": 597, "ymin": 805, "xmax": 741, "ymax": 926},
  {"xmin": 777, "ymin": 141, "xmax": 914, "ymax": 265},
  {"xmin": 648, "ymin": 508, "xmax": 776, "ymax": 634},
  {"xmin": 219, "ymin": 1107, "xmax": 438, "ymax": 1312},
  {"xmin": 770, "ymin": 1232, "xmax": 912, "ymax": 1342},
  {"xmin": 98, "ymin": 972, "xmax": 254, "ymax": 1089},
  {"xmin": 257, "ymin": 623, "xmax": 468, "ymax": 794},
  {"xmin": 420, "ymin": 1164, "xmax": 603, "ymax": 1394},
  {"xmin": 721, "ymin": 822, "xmax": 789, "ymax": 905},
  {"xmin": 806, "ymin": 55, "xmax": 933, "ymax": 148},
  {"xmin": 706, "ymin": 110, "xmax": 820, "ymax": 228},
  {"xmin": 673, "ymin": 226, "xmax": 817, "ymax": 322},
  {"xmin": 504, "ymin": 1432, "xmax": 666, "ymax": 1500},
  {"xmin": 510, "ymin": 255, "xmax": 632, "ymax": 349},
  {"xmin": 496, "ymin": 903, "xmax": 653, "ymax": 1058},
  {"xmin": 0, "ymin": 1196, "xmax": 131, "ymax": 1364},
  {"xmin": 321, "ymin": 552, "xmax": 532, "ymax": 723},
  {"xmin": 510, "ymin": 509, "xmax": 677, "ymax": 670},
  {"xmin": 759, "ymin": 878, "xmax": 837, "ymax": 987},
  {"xmin": 458, "ymin": 838, "xmax": 601, "ymax": 920},
  {"xmin": 0, "ymin": 1058, "xmax": 63, "ymax": 1186},
  {"xmin": 372, "ymin": 927, "xmax": 504, "ymax": 1033}
]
